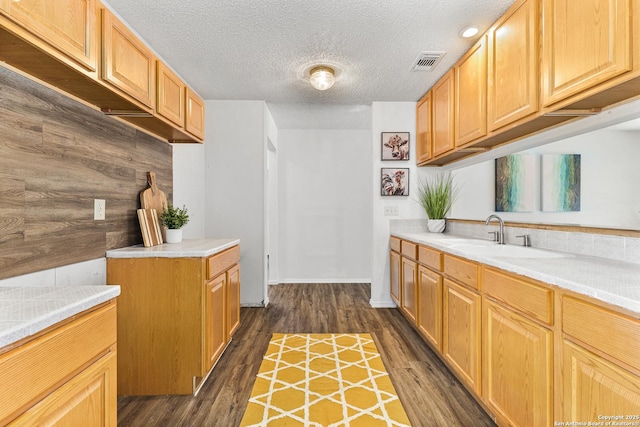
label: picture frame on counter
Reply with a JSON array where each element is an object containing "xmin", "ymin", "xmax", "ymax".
[
  {"xmin": 381, "ymin": 132, "xmax": 410, "ymax": 161},
  {"xmin": 381, "ymin": 168, "xmax": 409, "ymax": 196}
]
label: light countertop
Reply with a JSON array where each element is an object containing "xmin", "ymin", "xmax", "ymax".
[
  {"xmin": 393, "ymin": 232, "xmax": 640, "ymax": 315},
  {"xmin": 105, "ymin": 238, "xmax": 240, "ymax": 258},
  {"xmin": 0, "ymin": 285, "xmax": 121, "ymax": 349}
]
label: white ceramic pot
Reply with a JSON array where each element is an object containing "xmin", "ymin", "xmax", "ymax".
[
  {"xmin": 165, "ymin": 228, "xmax": 183, "ymax": 243},
  {"xmin": 427, "ymin": 219, "xmax": 446, "ymax": 233}
]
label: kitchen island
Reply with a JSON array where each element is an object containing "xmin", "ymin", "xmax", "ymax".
[{"xmin": 107, "ymin": 238, "xmax": 241, "ymax": 396}]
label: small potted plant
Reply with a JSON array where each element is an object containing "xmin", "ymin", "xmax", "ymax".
[
  {"xmin": 416, "ymin": 172, "xmax": 459, "ymax": 233},
  {"xmin": 160, "ymin": 202, "xmax": 189, "ymax": 243}
]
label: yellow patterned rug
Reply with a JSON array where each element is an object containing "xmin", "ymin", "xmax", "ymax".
[{"xmin": 240, "ymin": 333, "xmax": 412, "ymax": 426}]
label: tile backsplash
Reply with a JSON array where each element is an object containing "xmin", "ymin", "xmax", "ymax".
[{"xmin": 390, "ymin": 219, "xmax": 640, "ymax": 265}]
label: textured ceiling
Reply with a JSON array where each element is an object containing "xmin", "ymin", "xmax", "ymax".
[{"xmin": 102, "ymin": 0, "xmax": 516, "ymax": 129}]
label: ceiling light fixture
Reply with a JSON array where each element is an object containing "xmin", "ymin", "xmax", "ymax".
[
  {"xmin": 461, "ymin": 27, "xmax": 479, "ymax": 38},
  {"xmin": 309, "ymin": 66, "xmax": 335, "ymax": 91}
]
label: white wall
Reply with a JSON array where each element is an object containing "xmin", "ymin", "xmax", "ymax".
[
  {"xmin": 278, "ymin": 129, "xmax": 373, "ymax": 283},
  {"xmin": 451, "ymin": 129, "xmax": 640, "ymax": 229},
  {"xmin": 263, "ymin": 107, "xmax": 278, "ymax": 304},
  {"xmin": 370, "ymin": 102, "xmax": 437, "ymax": 307},
  {"xmin": 205, "ymin": 100, "xmax": 267, "ymax": 306},
  {"xmin": 173, "ymin": 143, "xmax": 206, "ymax": 238}
]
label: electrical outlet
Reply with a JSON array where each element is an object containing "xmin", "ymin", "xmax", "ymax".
[
  {"xmin": 94, "ymin": 199, "xmax": 105, "ymax": 220},
  {"xmin": 384, "ymin": 205, "xmax": 399, "ymax": 216}
]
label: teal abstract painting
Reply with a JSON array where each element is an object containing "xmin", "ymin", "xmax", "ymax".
[
  {"xmin": 495, "ymin": 154, "xmax": 534, "ymax": 212},
  {"xmin": 541, "ymin": 154, "xmax": 581, "ymax": 212}
]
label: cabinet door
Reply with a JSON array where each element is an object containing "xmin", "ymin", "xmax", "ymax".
[
  {"xmin": 10, "ymin": 351, "xmax": 117, "ymax": 426},
  {"xmin": 416, "ymin": 92, "xmax": 432, "ymax": 164},
  {"xmin": 417, "ymin": 266, "xmax": 442, "ymax": 351},
  {"xmin": 185, "ymin": 87, "xmax": 205, "ymax": 140},
  {"xmin": 562, "ymin": 340, "xmax": 640, "ymax": 421},
  {"xmin": 390, "ymin": 251, "xmax": 401, "ymax": 306},
  {"xmin": 488, "ymin": 0, "xmax": 538, "ymax": 130},
  {"xmin": 401, "ymin": 257, "xmax": 418, "ymax": 325},
  {"xmin": 227, "ymin": 264, "xmax": 241, "ymax": 338},
  {"xmin": 443, "ymin": 279, "xmax": 481, "ymax": 393},
  {"xmin": 205, "ymin": 274, "xmax": 226, "ymax": 373},
  {"xmin": 157, "ymin": 61, "xmax": 185, "ymax": 126},
  {"xmin": 455, "ymin": 35, "xmax": 487, "ymax": 146},
  {"xmin": 432, "ymin": 69, "xmax": 455, "ymax": 156},
  {"xmin": 0, "ymin": 0, "xmax": 97, "ymax": 72},
  {"xmin": 101, "ymin": 8, "xmax": 155, "ymax": 109},
  {"xmin": 483, "ymin": 299, "xmax": 552, "ymax": 427},
  {"xmin": 541, "ymin": 0, "xmax": 632, "ymax": 107}
]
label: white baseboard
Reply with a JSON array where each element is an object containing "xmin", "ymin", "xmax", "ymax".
[
  {"xmin": 276, "ymin": 279, "xmax": 372, "ymax": 284},
  {"xmin": 369, "ymin": 299, "xmax": 397, "ymax": 308}
]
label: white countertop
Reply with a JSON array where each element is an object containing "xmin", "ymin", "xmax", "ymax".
[
  {"xmin": 0, "ymin": 285, "xmax": 121, "ymax": 348},
  {"xmin": 105, "ymin": 238, "xmax": 240, "ymax": 258},
  {"xmin": 393, "ymin": 232, "xmax": 640, "ymax": 315}
]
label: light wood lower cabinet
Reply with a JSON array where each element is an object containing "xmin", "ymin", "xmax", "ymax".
[
  {"xmin": 401, "ymin": 256, "xmax": 418, "ymax": 325},
  {"xmin": 417, "ymin": 265, "xmax": 442, "ymax": 351},
  {"xmin": 443, "ymin": 278, "xmax": 481, "ymax": 394},
  {"xmin": 390, "ymin": 249, "xmax": 401, "ymax": 306},
  {"xmin": 205, "ymin": 273, "xmax": 227, "ymax": 371},
  {"xmin": 227, "ymin": 263, "xmax": 241, "ymax": 337},
  {"xmin": 562, "ymin": 340, "xmax": 640, "ymax": 420},
  {"xmin": 392, "ymin": 237, "xmax": 640, "ymax": 426},
  {"xmin": 107, "ymin": 245, "xmax": 240, "ymax": 395},
  {"xmin": 483, "ymin": 298, "xmax": 552, "ymax": 427},
  {"xmin": 0, "ymin": 301, "xmax": 117, "ymax": 426},
  {"xmin": 561, "ymin": 296, "xmax": 640, "ymax": 420}
]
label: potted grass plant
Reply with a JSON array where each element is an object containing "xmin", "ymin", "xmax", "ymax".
[
  {"xmin": 416, "ymin": 172, "xmax": 459, "ymax": 233},
  {"xmin": 160, "ymin": 202, "xmax": 189, "ymax": 243}
]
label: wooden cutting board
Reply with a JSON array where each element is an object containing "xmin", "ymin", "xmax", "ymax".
[
  {"xmin": 140, "ymin": 172, "xmax": 168, "ymax": 214},
  {"xmin": 137, "ymin": 208, "xmax": 163, "ymax": 247}
]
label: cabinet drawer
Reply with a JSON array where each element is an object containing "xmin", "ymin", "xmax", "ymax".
[
  {"xmin": 207, "ymin": 245, "xmax": 240, "ymax": 280},
  {"xmin": 484, "ymin": 268, "xmax": 553, "ymax": 325},
  {"xmin": 444, "ymin": 254, "xmax": 478, "ymax": 290},
  {"xmin": 0, "ymin": 302, "xmax": 116, "ymax": 424},
  {"xmin": 401, "ymin": 241, "xmax": 417, "ymax": 260},
  {"xmin": 419, "ymin": 245, "xmax": 442, "ymax": 271},
  {"xmin": 563, "ymin": 296, "xmax": 640, "ymax": 372},
  {"xmin": 390, "ymin": 236, "xmax": 401, "ymax": 253}
]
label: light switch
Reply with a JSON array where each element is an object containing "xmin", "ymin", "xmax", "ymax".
[{"xmin": 384, "ymin": 205, "xmax": 399, "ymax": 216}]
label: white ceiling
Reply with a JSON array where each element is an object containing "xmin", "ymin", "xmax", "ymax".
[{"xmin": 102, "ymin": 0, "xmax": 517, "ymax": 129}]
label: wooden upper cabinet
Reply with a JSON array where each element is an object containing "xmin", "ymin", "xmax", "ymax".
[
  {"xmin": 0, "ymin": 0, "xmax": 97, "ymax": 72},
  {"xmin": 185, "ymin": 87, "xmax": 205, "ymax": 140},
  {"xmin": 432, "ymin": 69, "xmax": 455, "ymax": 157},
  {"xmin": 416, "ymin": 92, "xmax": 432, "ymax": 164},
  {"xmin": 156, "ymin": 61, "xmax": 185, "ymax": 127},
  {"xmin": 488, "ymin": 0, "xmax": 538, "ymax": 130},
  {"xmin": 455, "ymin": 35, "xmax": 487, "ymax": 146},
  {"xmin": 101, "ymin": 8, "xmax": 155, "ymax": 110},
  {"xmin": 541, "ymin": 0, "xmax": 632, "ymax": 107}
]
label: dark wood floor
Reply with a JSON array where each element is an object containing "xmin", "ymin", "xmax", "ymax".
[{"xmin": 117, "ymin": 283, "xmax": 496, "ymax": 426}]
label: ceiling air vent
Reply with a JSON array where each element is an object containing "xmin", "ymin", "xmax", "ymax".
[{"xmin": 411, "ymin": 51, "xmax": 446, "ymax": 71}]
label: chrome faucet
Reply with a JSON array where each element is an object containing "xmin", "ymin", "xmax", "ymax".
[{"xmin": 485, "ymin": 214, "xmax": 505, "ymax": 245}]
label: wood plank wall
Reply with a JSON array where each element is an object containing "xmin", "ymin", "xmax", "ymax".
[{"xmin": 0, "ymin": 66, "xmax": 173, "ymax": 280}]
